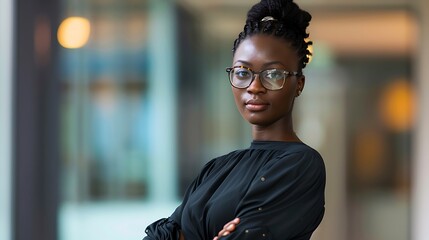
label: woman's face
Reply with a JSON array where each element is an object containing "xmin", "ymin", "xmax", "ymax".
[{"xmin": 231, "ymin": 34, "xmax": 304, "ymax": 127}]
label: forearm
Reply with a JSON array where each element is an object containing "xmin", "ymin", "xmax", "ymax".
[{"xmin": 179, "ymin": 231, "xmax": 185, "ymax": 240}]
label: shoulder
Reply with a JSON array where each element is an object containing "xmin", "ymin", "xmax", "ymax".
[
  {"xmin": 259, "ymin": 143, "xmax": 325, "ymax": 186},
  {"xmin": 269, "ymin": 143, "xmax": 324, "ymax": 170},
  {"xmin": 284, "ymin": 142, "xmax": 322, "ymax": 158},
  {"xmin": 196, "ymin": 148, "xmax": 249, "ymax": 181}
]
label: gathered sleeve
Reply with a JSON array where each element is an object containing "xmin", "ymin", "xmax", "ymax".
[
  {"xmin": 224, "ymin": 150, "xmax": 326, "ymax": 240},
  {"xmin": 143, "ymin": 158, "xmax": 219, "ymax": 240},
  {"xmin": 143, "ymin": 217, "xmax": 181, "ymax": 240}
]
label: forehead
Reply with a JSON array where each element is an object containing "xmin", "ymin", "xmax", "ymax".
[{"xmin": 233, "ymin": 34, "xmax": 299, "ymax": 69}]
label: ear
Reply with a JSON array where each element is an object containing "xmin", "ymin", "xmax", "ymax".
[{"xmin": 296, "ymin": 75, "xmax": 305, "ymax": 97}]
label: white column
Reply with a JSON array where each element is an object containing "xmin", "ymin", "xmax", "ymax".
[
  {"xmin": 146, "ymin": 0, "xmax": 178, "ymax": 202},
  {"xmin": 0, "ymin": 0, "xmax": 13, "ymax": 239},
  {"xmin": 413, "ymin": 0, "xmax": 429, "ymax": 239}
]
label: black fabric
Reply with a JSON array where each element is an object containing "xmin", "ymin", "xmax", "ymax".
[{"xmin": 144, "ymin": 141, "xmax": 325, "ymax": 240}]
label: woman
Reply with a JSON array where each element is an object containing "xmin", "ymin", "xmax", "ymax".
[{"xmin": 144, "ymin": 0, "xmax": 325, "ymax": 239}]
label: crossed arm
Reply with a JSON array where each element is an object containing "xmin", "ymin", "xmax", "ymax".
[
  {"xmin": 212, "ymin": 218, "xmax": 240, "ymax": 240},
  {"xmin": 179, "ymin": 218, "xmax": 240, "ymax": 240},
  {"xmin": 148, "ymin": 152, "xmax": 325, "ymax": 240}
]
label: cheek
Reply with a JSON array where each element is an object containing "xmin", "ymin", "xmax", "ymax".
[
  {"xmin": 232, "ymin": 88, "xmax": 241, "ymax": 101},
  {"xmin": 231, "ymin": 88, "xmax": 242, "ymax": 107},
  {"xmin": 271, "ymin": 89, "xmax": 296, "ymax": 111}
]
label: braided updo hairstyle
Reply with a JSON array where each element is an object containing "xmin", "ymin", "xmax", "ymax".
[{"xmin": 233, "ymin": 0, "xmax": 312, "ymax": 70}]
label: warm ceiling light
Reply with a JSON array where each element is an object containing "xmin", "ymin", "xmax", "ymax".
[
  {"xmin": 378, "ymin": 79, "xmax": 415, "ymax": 132},
  {"xmin": 57, "ymin": 17, "xmax": 90, "ymax": 49}
]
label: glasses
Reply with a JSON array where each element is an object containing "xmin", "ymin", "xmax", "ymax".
[{"xmin": 226, "ymin": 66, "xmax": 301, "ymax": 90}]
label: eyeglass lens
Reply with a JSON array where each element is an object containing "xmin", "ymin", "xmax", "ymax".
[{"xmin": 230, "ymin": 68, "xmax": 285, "ymax": 90}]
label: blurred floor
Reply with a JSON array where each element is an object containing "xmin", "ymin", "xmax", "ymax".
[{"xmin": 60, "ymin": 201, "xmax": 179, "ymax": 240}]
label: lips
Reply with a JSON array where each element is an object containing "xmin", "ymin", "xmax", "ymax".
[{"xmin": 245, "ymin": 99, "xmax": 269, "ymax": 111}]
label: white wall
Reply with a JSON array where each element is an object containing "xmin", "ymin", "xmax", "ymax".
[
  {"xmin": 0, "ymin": 0, "xmax": 13, "ymax": 239},
  {"xmin": 413, "ymin": 0, "xmax": 429, "ymax": 239}
]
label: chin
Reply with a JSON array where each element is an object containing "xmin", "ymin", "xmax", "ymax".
[{"xmin": 244, "ymin": 115, "xmax": 273, "ymax": 127}]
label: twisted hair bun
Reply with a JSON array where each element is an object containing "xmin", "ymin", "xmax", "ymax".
[{"xmin": 233, "ymin": 0, "xmax": 313, "ymax": 69}]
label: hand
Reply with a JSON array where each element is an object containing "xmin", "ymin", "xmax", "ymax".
[{"xmin": 213, "ymin": 218, "xmax": 240, "ymax": 240}]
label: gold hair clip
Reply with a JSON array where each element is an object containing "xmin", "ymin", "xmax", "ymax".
[{"xmin": 261, "ymin": 16, "xmax": 277, "ymax": 22}]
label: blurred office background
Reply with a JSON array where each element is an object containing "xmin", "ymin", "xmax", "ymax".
[{"xmin": 1, "ymin": 0, "xmax": 429, "ymax": 240}]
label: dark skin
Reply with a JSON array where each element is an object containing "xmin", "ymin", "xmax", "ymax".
[
  {"xmin": 180, "ymin": 34, "xmax": 305, "ymax": 240},
  {"xmin": 232, "ymin": 34, "xmax": 305, "ymax": 142},
  {"xmin": 214, "ymin": 34, "xmax": 305, "ymax": 239}
]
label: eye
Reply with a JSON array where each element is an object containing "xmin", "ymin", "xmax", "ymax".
[
  {"xmin": 263, "ymin": 69, "xmax": 284, "ymax": 80},
  {"xmin": 234, "ymin": 68, "xmax": 252, "ymax": 80}
]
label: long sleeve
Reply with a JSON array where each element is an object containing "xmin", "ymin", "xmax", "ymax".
[
  {"xmin": 143, "ymin": 142, "xmax": 326, "ymax": 240},
  {"xmin": 223, "ymin": 150, "xmax": 325, "ymax": 240},
  {"xmin": 143, "ymin": 218, "xmax": 181, "ymax": 240},
  {"xmin": 143, "ymin": 158, "xmax": 219, "ymax": 240}
]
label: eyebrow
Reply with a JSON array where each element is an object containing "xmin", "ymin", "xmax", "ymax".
[{"xmin": 233, "ymin": 60, "xmax": 286, "ymax": 68}]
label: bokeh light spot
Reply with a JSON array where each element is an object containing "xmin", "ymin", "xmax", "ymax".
[
  {"xmin": 378, "ymin": 79, "xmax": 416, "ymax": 132},
  {"xmin": 58, "ymin": 17, "xmax": 90, "ymax": 49}
]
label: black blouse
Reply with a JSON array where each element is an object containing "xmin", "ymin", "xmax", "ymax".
[{"xmin": 144, "ymin": 141, "xmax": 325, "ymax": 240}]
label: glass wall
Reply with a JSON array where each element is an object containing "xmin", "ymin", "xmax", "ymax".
[
  {"xmin": 58, "ymin": 1, "xmax": 180, "ymax": 239},
  {"xmin": 56, "ymin": 1, "xmax": 417, "ymax": 240},
  {"xmin": 59, "ymin": 0, "xmax": 151, "ymax": 203}
]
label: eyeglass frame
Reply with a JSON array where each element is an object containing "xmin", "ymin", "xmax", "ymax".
[{"xmin": 226, "ymin": 66, "xmax": 302, "ymax": 91}]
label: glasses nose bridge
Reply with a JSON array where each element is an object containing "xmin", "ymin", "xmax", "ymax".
[
  {"xmin": 250, "ymin": 69, "xmax": 264, "ymax": 82},
  {"xmin": 248, "ymin": 70, "xmax": 266, "ymax": 89}
]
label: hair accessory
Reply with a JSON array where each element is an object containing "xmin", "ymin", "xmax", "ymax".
[{"xmin": 261, "ymin": 16, "xmax": 277, "ymax": 22}]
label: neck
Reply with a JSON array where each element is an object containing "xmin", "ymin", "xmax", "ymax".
[{"xmin": 251, "ymin": 117, "xmax": 301, "ymax": 142}]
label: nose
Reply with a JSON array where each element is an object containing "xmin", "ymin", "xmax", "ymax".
[{"xmin": 247, "ymin": 74, "xmax": 267, "ymax": 94}]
